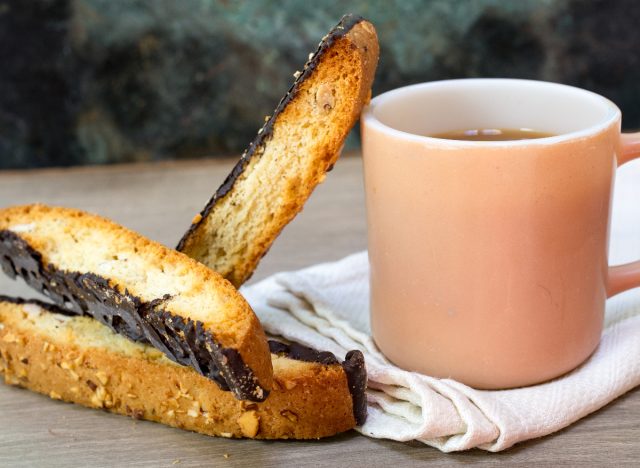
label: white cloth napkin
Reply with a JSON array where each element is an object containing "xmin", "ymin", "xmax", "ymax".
[
  {"xmin": 242, "ymin": 252, "xmax": 640, "ymax": 452},
  {"xmin": 241, "ymin": 162, "xmax": 640, "ymax": 452}
]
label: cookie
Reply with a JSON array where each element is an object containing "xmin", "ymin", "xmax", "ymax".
[
  {"xmin": 0, "ymin": 204, "xmax": 272, "ymax": 401},
  {"xmin": 177, "ymin": 14, "xmax": 379, "ymax": 287}
]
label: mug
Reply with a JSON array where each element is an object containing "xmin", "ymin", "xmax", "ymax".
[{"xmin": 361, "ymin": 79, "xmax": 640, "ymax": 389}]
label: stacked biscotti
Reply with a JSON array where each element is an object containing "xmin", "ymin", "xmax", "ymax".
[{"xmin": 0, "ymin": 14, "xmax": 378, "ymax": 439}]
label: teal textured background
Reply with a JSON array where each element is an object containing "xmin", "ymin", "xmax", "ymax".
[{"xmin": 1, "ymin": 0, "xmax": 639, "ymax": 168}]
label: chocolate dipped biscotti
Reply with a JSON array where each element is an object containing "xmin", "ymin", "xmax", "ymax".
[
  {"xmin": 177, "ymin": 14, "xmax": 379, "ymax": 287},
  {"xmin": 0, "ymin": 204, "xmax": 272, "ymax": 401},
  {"xmin": 0, "ymin": 297, "xmax": 366, "ymax": 438}
]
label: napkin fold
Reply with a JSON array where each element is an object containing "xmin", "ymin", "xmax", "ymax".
[{"xmin": 242, "ymin": 252, "xmax": 640, "ymax": 452}]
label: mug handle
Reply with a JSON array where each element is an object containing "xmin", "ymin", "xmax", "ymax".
[{"xmin": 607, "ymin": 132, "xmax": 640, "ymax": 297}]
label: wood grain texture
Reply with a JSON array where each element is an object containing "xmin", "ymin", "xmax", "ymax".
[{"xmin": 1, "ymin": 154, "xmax": 639, "ymax": 467}]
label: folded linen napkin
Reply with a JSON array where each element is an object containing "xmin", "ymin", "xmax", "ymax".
[{"xmin": 242, "ymin": 250, "xmax": 640, "ymax": 452}]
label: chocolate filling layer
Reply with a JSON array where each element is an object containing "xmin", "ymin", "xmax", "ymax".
[
  {"xmin": 0, "ymin": 294, "xmax": 73, "ymax": 316},
  {"xmin": 268, "ymin": 339, "xmax": 368, "ymax": 426},
  {"xmin": 268, "ymin": 339, "xmax": 339, "ymax": 365},
  {"xmin": 177, "ymin": 14, "xmax": 365, "ymax": 251},
  {"xmin": 0, "ymin": 230, "xmax": 268, "ymax": 402},
  {"xmin": 341, "ymin": 350, "xmax": 367, "ymax": 426}
]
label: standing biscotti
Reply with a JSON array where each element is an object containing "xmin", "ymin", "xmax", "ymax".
[
  {"xmin": 0, "ymin": 298, "xmax": 366, "ymax": 438},
  {"xmin": 0, "ymin": 204, "xmax": 272, "ymax": 401},
  {"xmin": 177, "ymin": 14, "xmax": 379, "ymax": 287}
]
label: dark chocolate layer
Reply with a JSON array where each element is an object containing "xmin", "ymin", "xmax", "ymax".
[
  {"xmin": 176, "ymin": 14, "xmax": 365, "ymax": 252},
  {"xmin": 0, "ymin": 230, "xmax": 268, "ymax": 402},
  {"xmin": 268, "ymin": 339, "xmax": 368, "ymax": 426},
  {"xmin": 342, "ymin": 350, "xmax": 367, "ymax": 426},
  {"xmin": 0, "ymin": 294, "xmax": 73, "ymax": 316},
  {"xmin": 268, "ymin": 339, "xmax": 339, "ymax": 365}
]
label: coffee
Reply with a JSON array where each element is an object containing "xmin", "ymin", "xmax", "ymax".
[{"xmin": 430, "ymin": 128, "xmax": 555, "ymax": 141}]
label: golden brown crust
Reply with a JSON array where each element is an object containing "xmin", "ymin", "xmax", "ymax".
[
  {"xmin": 0, "ymin": 204, "xmax": 273, "ymax": 398},
  {"xmin": 0, "ymin": 300, "xmax": 356, "ymax": 439},
  {"xmin": 178, "ymin": 16, "xmax": 379, "ymax": 287}
]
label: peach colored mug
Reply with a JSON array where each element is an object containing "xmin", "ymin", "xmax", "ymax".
[{"xmin": 361, "ymin": 79, "xmax": 640, "ymax": 389}]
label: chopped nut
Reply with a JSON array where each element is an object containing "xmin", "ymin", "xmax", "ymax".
[
  {"xmin": 241, "ymin": 402, "xmax": 258, "ymax": 411},
  {"xmin": 166, "ymin": 398, "xmax": 179, "ymax": 409},
  {"xmin": 237, "ymin": 410, "xmax": 260, "ymax": 438},
  {"xmin": 166, "ymin": 409, "xmax": 175, "ymax": 418},
  {"xmin": 126, "ymin": 393, "xmax": 138, "ymax": 399},
  {"xmin": 96, "ymin": 386, "xmax": 106, "ymax": 401},
  {"xmin": 187, "ymin": 409, "xmax": 199, "ymax": 418},
  {"xmin": 223, "ymin": 454, "xmax": 230, "ymax": 459},
  {"xmin": 90, "ymin": 394, "xmax": 103, "ymax": 408},
  {"xmin": 293, "ymin": 70, "xmax": 302, "ymax": 79},
  {"xmin": 314, "ymin": 83, "xmax": 335, "ymax": 112},
  {"xmin": 95, "ymin": 371, "xmax": 109, "ymax": 386},
  {"xmin": 49, "ymin": 391, "xmax": 62, "ymax": 400},
  {"xmin": 220, "ymin": 432, "xmax": 233, "ymax": 438},
  {"xmin": 280, "ymin": 410, "xmax": 299, "ymax": 422},
  {"xmin": 2, "ymin": 332, "xmax": 17, "ymax": 343},
  {"xmin": 282, "ymin": 379, "xmax": 297, "ymax": 390},
  {"xmin": 86, "ymin": 379, "xmax": 97, "ymax": 391},
  {"xmin": 70, "ymin": 386, "xmax": 80, "ymax": 394},
  {"xmin": 126, "ymin": 406, "xmax": 144, "ymax": 420}
]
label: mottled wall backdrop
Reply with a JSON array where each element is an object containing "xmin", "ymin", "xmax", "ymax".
[{"xmin": 1, "ymin": 0, "xmax": 639, "ymax": 169}]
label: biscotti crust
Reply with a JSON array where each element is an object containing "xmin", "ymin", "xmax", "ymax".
[
  {"xmin": 268, "ymin": 339, "xmax": 367, "ymax": 425},
  {"xmin": 0, "ymin": 299, "xmax": 362, "ymax": 439},
  {"xmin": 177, "ymin": 14, "xmax": 379, "ymax": 287},
  {"xmin": 0, "ymin": 204, "xmax": 273, "ymax": 401}
]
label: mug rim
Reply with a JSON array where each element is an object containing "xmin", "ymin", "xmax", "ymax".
[{"xmin": 363, "ymin": 78, "xmax": 621, "ymax": 148}]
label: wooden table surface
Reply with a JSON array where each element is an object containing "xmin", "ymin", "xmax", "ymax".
[{"xmin": 1, "ymin": 154, "xmax": 639, "ymax": 467}]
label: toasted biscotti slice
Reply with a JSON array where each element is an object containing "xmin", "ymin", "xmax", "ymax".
[
  {"xmin": 0, "ymin": 204, "xmax": 272, "ymax": 401},
  {"xmin": 177, "ymin": 14, "xmax": 379, "ymax": 287},
  {"xmin": 0, "ymin": 297, "xmax": 366, "ymax": 438}
]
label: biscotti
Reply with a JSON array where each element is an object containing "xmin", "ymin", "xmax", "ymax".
[
  {"xmin": 0, "ymin": 297, "xmax": 366, "ymax": 439},
  {"xmin": 0, "ymin": 204, "xmax": 272, "ymax": 401},
  {"xmin": 177, "ymin": 14, "xmax": 379, "ymax": 287}
]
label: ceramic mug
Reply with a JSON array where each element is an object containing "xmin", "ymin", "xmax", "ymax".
[{"xmin": 361, "ymin": 78, "xmax": 640, "ymax": 389}]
